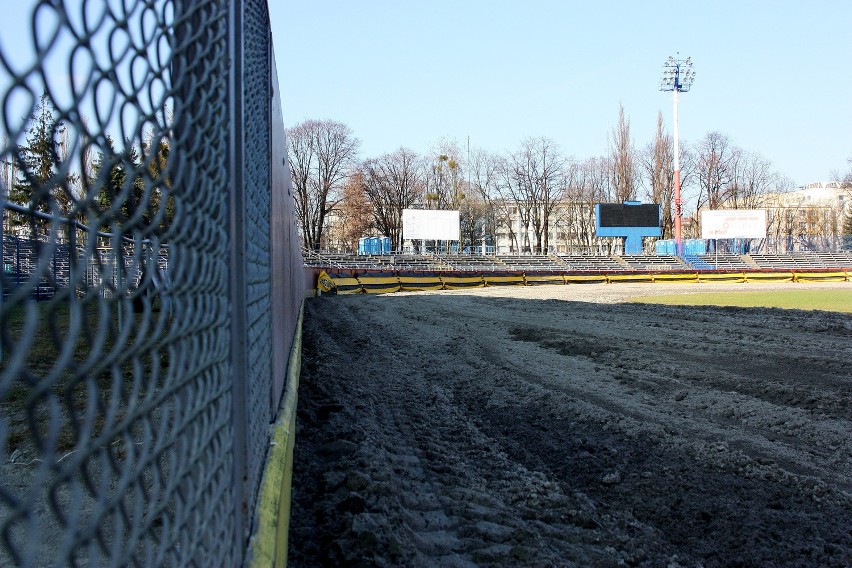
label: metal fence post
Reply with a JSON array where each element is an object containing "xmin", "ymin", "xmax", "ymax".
[{"xmin": 227, "ymin": 0, "xmax": 250, "ymax": 556}]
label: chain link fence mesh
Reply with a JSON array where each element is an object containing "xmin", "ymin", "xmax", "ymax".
[
  {"xmin": 242, "ymin": 0, "xmax": 274, "ymax": 521},
  {"xmin": 0, "ymin": 1, "xmax": 302, "ymax": 565}
]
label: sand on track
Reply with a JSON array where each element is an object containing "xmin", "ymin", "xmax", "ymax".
[{"xmin": 288, "ymin": 282, "xmax": 852, "ymax": 567}]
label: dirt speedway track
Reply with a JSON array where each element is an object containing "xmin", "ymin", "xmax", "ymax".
[{"xmin": 288, "ymin": 283, "xmax": 852, "ymax": 567}]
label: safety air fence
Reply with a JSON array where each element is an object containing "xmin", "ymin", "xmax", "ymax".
[
  {"xmin": 1, "ymin": 2, "xmax": 309, "ymax": 567},
  {"xmin": 315, "ymin": 267, "xmax": 852, "ymax": 294}
]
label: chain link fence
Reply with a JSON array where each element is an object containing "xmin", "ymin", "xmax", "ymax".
[{"xmin": 0, "ymin": 1, "xmax": 305, "ymax": 566}]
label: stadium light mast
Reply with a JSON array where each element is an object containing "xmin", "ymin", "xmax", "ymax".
[{"xmin": 659, "ymin": 54, "xmax": 695, "ymax": 255}]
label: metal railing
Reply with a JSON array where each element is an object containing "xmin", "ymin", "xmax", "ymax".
[{"xmin": 0, "ymin": 1, "xmax": 305, "ymax": 566}]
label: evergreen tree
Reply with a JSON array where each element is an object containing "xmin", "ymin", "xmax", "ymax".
[
  {"xmin": 93, "ymin": 136, "xmax": 145, "ymax": 227},
  {"xmin": 92, "ymin": 136, "xmax": 173, "ymax": 234},
  {"xmin": 142, "ymin": 137, "xmax": 174, "ymax": 232},
  {"xmin": 11, "ymin": 92, "xmax": 72, "ymax": 229}
]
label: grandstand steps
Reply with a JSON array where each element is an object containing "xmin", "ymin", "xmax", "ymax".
[
  {"xmin": 611, "ymin": 255, "xmax": 631, "ymax": 269},
  {"xmin": 681, "ymin": 255, "xmax": 716, "ymax": 270},
  {"xmin": 673, "ymin": 256, "xmax": 692, "ymax": 269},
  {"xmin": 549, "ymin": 255, "xmax": 570, "ymax": 267},
  {"xmin": 741, "ymin": 254, "xmax": 761, "ymax": 269}
]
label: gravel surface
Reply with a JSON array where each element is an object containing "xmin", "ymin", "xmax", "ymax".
[{"xmin": 288, "ymin": 282, "xmax": 852, "ymax": 567}]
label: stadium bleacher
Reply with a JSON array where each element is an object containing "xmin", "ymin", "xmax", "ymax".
[
  {"xmin": 496, "ymin": 255, "xmax": 566, "ymax": 271},
  {"xmin": 816, "ymin": 252, "xmax": 852, "ymax": 269},
  {"xmin": 304, "ymin": 249, "xmax": 852, "ymax": 274},
  {"xmin": 618, "ymin": 255, "xmax": 685, "ymax": 271},
  {"xmin": 694, "ymin": 253, "xmax": 754, "ymax": 270},
  {"xmin": 436, "ymin": 254, "xmax": 508, "ymax": 271},
  {"xmin": 748, "ymin": 252, "xmax": 852, "ymax": 270},
  {"xmin": 556, "ymin": 254, "xmax": 624, "ymax": 272}
]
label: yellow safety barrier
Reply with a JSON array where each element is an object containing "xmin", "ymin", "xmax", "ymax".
[
  {"xmin": 316, "ymin": 271, "xmax": 363, "ymax": 294},
  {"xmin": 564, "ymin": 274, "xmax": 608, "ymax": 284},
  {"xmin": 483, "ymin": 273, "xmax": 525, "ymax": 286},
  {"xmin": 358, "ymin": 274, "xmax": 401, "ymax": 294},
  {"xmin": 320, "ymin": 267, "xmax": 851, "ymax": 295},
  {"xmin": 329, "ymin": 275, "xmax": 363, "ymax": 294},
  {"xmin": 793, "ymin": 271, "xmax": 848, "ymax": 282},
  {"xmin": 316, "ymin": 270, "xmax": 336, "ymax": 293},
  {"xmin": 523, "ymin": 273, "xmax": 566, "ymax": 285},
  {"xmin": 745, "ymin": 271, "xmax": 794, "ymax": 283},
  {"xmin": 398, "ymin": 274, "xmax": 443, "ymax": 291},
  {"xmin": 652, "ymin": 272, "xmax": 699, "ymax": 283},
  {"xmin": 247, "ymin": 301, "xmax": 305, "ymax": 568},
  {"xmin": 607, "ymin": 273, "xmax": 655, "ymax": 283},
  {"xmin": 440, "ymin": 274, "xmax": 485, "ymax": 289},
  {"xmin": 697, "ymin": 272, "xmax": 746, "ymax": 283}
]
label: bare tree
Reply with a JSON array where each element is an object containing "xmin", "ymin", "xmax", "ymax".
[
  {"xmin": 527, "ymin": 138, "xmax": 564, "ymax": 253},
  {"xmin": 695, "ymin": 131, "xmax": 738, "ymax": 211},
  {"xmin": 494, "ymin": 138, "xmax": 565, "ymax": 254},
  {"xmin": 287, "ymin": 119, "xmax": 359, "ymax": 250},
  {"xmin": 728, "ymin": 150, "xmax": 776, "ymax": 209},
  {"xmin": 570, "ymin": 156, "xmax": 612, "ymax": 252},
  {"xmin": 423, "ymin": 140, "xmax": 465, "ymax": 210},
  {"xmin": 642, "ymin": 112, "xmax": 674, "ymax": 238},
  {"xmin": 609, "ymin": 104, "xmax": 636, "ymax": 203},
  {"xmin": 495, "ymin": 154, "xmax": 532, "ymax": 253},
  {"xmin": 468, "ymin": 148, "xmax": 503, "ymax": 252},
  {"xmin": 362, "ymin": 148, "xmax": 423, "ymax": 250},
  {"xmin": 843, "ymin": 156, "xmax": 852, "ymax": 236},
  {"xmin": 458, "ymin": 192, "xmax": 488, "ymax": 251},
  {"xmin": 335, "ymin": 170, "xmax": 374, "ymax": 251}
]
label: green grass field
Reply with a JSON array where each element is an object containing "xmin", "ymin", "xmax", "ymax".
[{"xmin": 629, "ymin": 289, "xmax": 852, "ymax": 313}]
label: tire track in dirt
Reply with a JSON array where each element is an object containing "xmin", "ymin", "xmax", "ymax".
[{"xmin": 289, "ymin": 287, "xmax": 852, "ymax": 567}]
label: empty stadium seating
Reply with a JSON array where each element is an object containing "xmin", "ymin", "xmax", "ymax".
[
  {"xmin": 496, "ymin": 255, "xmax": 566, "ymax": 271},
  {"xmin": 695, "ymin": 253, "xmax": 754, "ymax": 270},
  {"xmin": 617, "ymin": 255, "xmax": 686, "ymax": 271},
  {"xmin": 435, "ymin": 254, "xmax": 508, "ymax": 271},
  {"xmin": 749, "ymin": 252, "xmax": 852, "ymax": 270},
  {"xmin": 556, "ymin": 254, "xmax": 624, "ymax": 271},
  {"xmin": 304, "ymin": 249, "xmax": 852, "ymax": 273}
]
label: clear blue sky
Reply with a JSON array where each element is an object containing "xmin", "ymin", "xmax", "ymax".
[
  {"xmin": 1, "ymin": 2, "xmax": 849, "ymax": 189},
  {"xmin": 270, "ymin": 0, "xmax": 852, "ymax": 187}
]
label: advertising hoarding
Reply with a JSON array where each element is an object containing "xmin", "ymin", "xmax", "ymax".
[
  {"xmin": 402, "ymin": 209, "xmax": 460, "ymax": 241},
  {"xmin": 701, "ymin": 210, "xmax": 767, "ymax": 239}
]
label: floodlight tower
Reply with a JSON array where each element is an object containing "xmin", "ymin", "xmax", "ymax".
[{"xmin": 659, "ymin": 54, "xmax": 695, "ymax": 255}]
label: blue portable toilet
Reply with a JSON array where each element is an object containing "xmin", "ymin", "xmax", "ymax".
[
  {"xmin": 369, "ymin": 237, "xmax": 380, "ymax": 255},
  {"xmin": 381, "ymin": 236, "xmax": 391, "ymax": 254},
  {"xmin": 358, "ymin": 237, "xmax": 368, "ymax": 255},
  {"xmin": 655, "ymin": 239, "xmax": 675, "ymax": 255},
  {"xmin": 684, "ymin": 239, "xmax": 707, "ymax": 256}
]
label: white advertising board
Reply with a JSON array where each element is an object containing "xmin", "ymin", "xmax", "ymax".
[
  {"xmin": 701, "ymin": 209, "xmax": 767, "ymax": 239},
  {"xmin": 402, "ymin": 209, "xmax": 460, "ymax": 241}
]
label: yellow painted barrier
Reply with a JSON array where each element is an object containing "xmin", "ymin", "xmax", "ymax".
[
  {"xmin": 697, "ymin": 272, "xmax": 746, "ymax": 283},
  {"xmin": 483, "ymin": 273, "xmax": 525, "ymax": 286},
  {"xmin": 607, "ymin": 273, "xmax": 655, "ymax": 283},
  {"xmin": 247, "ymin": 301, "xmax": 305, "ymax": 568},
  {"xmin": 328, "ymin": 275, "xmax": 362, "ymax": 294},
  {"xmin": 564, "ymin": 274, "xmax": 608, "ymax": 284},
  {"xmin": 316, "ymin": 270, "xmax": 336, "ymax": 293},
  {"xmin": 358, "ymin": 274, "xmax": 401, "ymax": 294},
  {"xmin": 652, "ymin": 272, "xmax": 699, "ymax": 283},
  {"xmin": 793, "ymin": 271, "xmax": 848, "ymax": 282},
  {"xmin": 745, "ymin": 271, "xmax": 794, "ymax": 283},
  {"xmin": 398, "ymin": 274, "xmax": 443, "ymax": 291},
  {"xmin": 523, "ymin": 273, "xmax": 566, "ymax": 285},
  {"xmin": 440, "ymin": 274, "xmax": 485, "ymax": 289}
]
